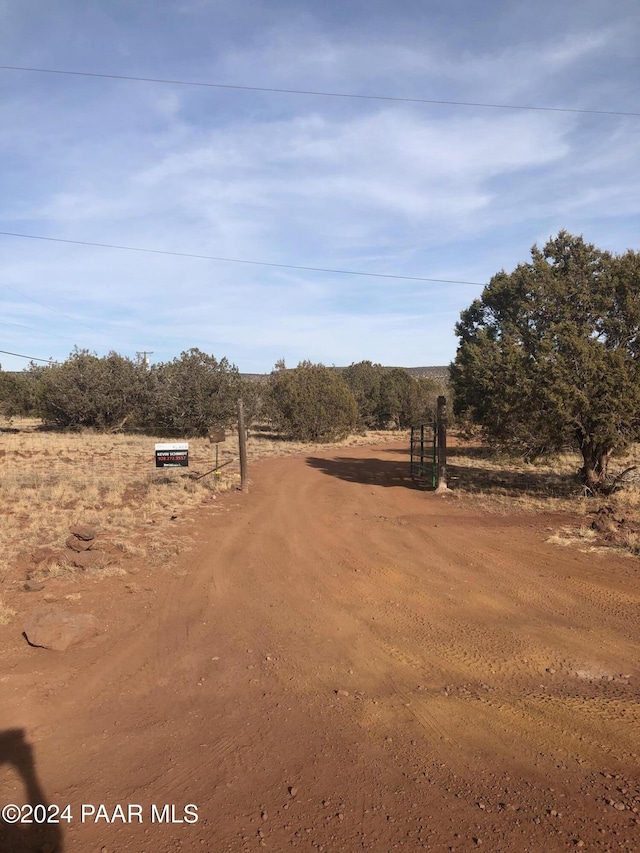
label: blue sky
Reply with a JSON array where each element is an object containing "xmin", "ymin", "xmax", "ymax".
[{"xmin": 0, "ymin": 0, "xmax": 638, "ymax": 373}]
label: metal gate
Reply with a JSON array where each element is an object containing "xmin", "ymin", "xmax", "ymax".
[{"xmin": 410, "ymin": 422, "xmax": 437, "ymax": 488}]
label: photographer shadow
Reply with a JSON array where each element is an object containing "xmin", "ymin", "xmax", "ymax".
[{"xmin": 0, "ymin": 729, "xmax": 63, "ymax": 852}]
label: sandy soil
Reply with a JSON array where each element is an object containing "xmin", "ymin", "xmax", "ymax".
[{"xmin": 1, "ymin": 442, "xmax": 639, "ymax": 853}]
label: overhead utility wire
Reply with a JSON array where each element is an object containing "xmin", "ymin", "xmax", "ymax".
[
  {"xmin": 0, "ymin": 348, "xmax": 58, "ymax": 364},
  {"xmin": 0, "ymin": 317, "xmax": 90, "ymax": 345},
  {"xmin": 0, "ymin": 281, "xmax": 92, "ymax": 324},
  {"xmin": 0, "ymin": 231, "xmax": 487, "ymax": 287},
  {"xmin": 0, "ymin": 280, "xmax": 130, "ymax": 343},
  {"xmin": 0, "ymin": 64, "xmax": 637, "ymax": 118}
]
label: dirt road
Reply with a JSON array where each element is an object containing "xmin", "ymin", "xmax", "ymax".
[{"xmin": 1, "ymin": 442, "xmax": 639, "ymax": 852}]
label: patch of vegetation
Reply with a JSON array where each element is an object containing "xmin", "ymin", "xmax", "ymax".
[
  {"xmin": 342, "ymin": 361, "xmax": 440, "ymax": 429},
  {"xmin": 1, "ymin": 347, "xmax": 250, "ymax": 436}
]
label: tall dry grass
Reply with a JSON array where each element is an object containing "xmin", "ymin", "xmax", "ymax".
[
  {"xmin": 0, "ymin": 427, "xmax": 231, "ymax": 554},
  {"xmin": 450, "ymin": 441, "xmax": 640, "ymax": 505}
]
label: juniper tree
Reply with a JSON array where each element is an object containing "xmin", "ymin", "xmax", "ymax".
[
  {"xmin": 451, "ymin": 231, "xmax": 640, "ymax": 491},
  {"xmin": 267, "ymin": 361, "xmax": 358, "ymax": 441},
  {"xmin": 143, "ymin": 348, "xmax": 242, "ymax": 436}
]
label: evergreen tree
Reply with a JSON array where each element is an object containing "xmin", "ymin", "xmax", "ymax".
[{"xmin": 451, "ymin": 231, "xmax": 640, "ymax": 490}]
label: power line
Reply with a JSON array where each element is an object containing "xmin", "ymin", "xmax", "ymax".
[
  {"xmin": 0, "ymin": 348, "xmax": 58, "ymax": 364},
  {"xmin": 0, "ymin": 64, "xmax": 637, "ymax": 118},
  {"xmin": 0, "ymin": 231, "xmax": 487, "ymax": 286},
  {"xmin": 0, "ymin": 281, "xmax": 93, "ymax": 325},
  {"xmin": 0, "ymin": 279, "xmax": 134, "ymax": 345},
  {"xmin": 0, "ymin": 317, "xmax": 92, "ymax": 345}
]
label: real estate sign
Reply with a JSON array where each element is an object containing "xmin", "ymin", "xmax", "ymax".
[{"xmin": 155, "ymin": 442, "xmax": 189, "ymax": 468}]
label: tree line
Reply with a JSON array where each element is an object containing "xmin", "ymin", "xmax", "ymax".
[
  {"xmin": 4, "ymin": 230, "xmax": 636, "ymax": 492},
  {"xmin": 0, "ymin": 349, "xmax": 442, "ymax": 441}
]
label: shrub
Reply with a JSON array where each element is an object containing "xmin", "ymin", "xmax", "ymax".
[
  {"xmin": 267, "ymin": 361, "xmax": 358, "ymax": 441},
  {"xmin": 33, "ymin": 349, "xmax": 146, "ymax": 430},
  {"xmin": 140, "ymin": 348, "xmax": 242, "ymax": 437}
]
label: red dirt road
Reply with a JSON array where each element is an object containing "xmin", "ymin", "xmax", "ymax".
[{"xmin": 1, "ymin": 442, "xmax": 639, "ymax": 852}]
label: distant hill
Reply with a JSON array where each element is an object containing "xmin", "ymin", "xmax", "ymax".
[
  {"xmin": 388, "ymin": 366, "xmax": 450, "ymax": 384},
  {"xmin": 241, "ymin": 365, "xmax": 450, "ymax": 384},
  {"xmin": 4, "ymin": 364, "xmax": 450, "ymax": 384}
]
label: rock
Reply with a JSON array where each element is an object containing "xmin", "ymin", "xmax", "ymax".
[
  {"xmin": 30, "ymin": 550, "xmax": 73, "ymax": 574},
  {"xmin": 335, "ymin": 689, "xmax": 349, "ymax": 697},
  {"xmin": 69, "ymin": 524, "xmax": 96, "ymax": 541},
  {"xmin": 32, "ymin": 546, "xmax": 58, "ymax": 564},
  {"xmin": 24, "ymin": 581, "xmax": 45, "ymax": 592},
  {"xmin": 24, "ymin": 609, "xmax": 100, "ymax": 651},
  {"xmin": 39, "ymin": 550, "xmax": 73, "ymax": 571},
  {"xmin": 66, "ymin": 550, "xmax": 104, "ymax": 571},
  {"xmin": 65, "ymin": 535, "xmax": 92, "ymax": 553}
]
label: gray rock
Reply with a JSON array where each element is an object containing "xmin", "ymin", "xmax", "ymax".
[{"xmin": 24, "ymin": 609, "xmax": 100, "ymax": 651}]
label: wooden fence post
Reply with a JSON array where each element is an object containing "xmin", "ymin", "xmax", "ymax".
[
  {"xmin": 435, "ymin": 395, "xmax": 448, "ymax": 492},
  {"xmin": 237, "ymin": 399, "xmax": 249, "ymax": 493}
]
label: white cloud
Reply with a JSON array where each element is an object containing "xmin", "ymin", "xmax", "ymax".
[{"xmin": 0, "ymin": 1, "xmax": 638, "ymax": 372}]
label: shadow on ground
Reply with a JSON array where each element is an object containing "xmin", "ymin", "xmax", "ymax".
[
  {"xmin": 448, "ymin": 446, "xmax": 581, "ymax": 497},
  {"xmin": 0, "ymin": 729, "xmax": 64, "ymax": 852},
  {"xmin": 307, "ymin": 445, "xmax": 581, "ymax": 498},
  {"xmin": 306, "ymin": 456, "xmax": 424, "ymax": 489}
]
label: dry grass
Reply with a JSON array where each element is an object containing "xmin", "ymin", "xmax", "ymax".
[
  {"xmin": 450, "ymin": 442, "xmax": 639, "ymax": 507},
  {"xmin": 448, "ymin": 437, "xmax": 640, "ymax": 558},
  {"xmin": 0, "ymin": 419, "xmax": 408, "ymax": 614},
  {"xmin": 0, "ymin": 421, "xmax": 245, "ymax": 620},
  {"xmin": 0, "ymin": 596, "xmax": 16, "ymax": 625},
  {"xmin": 546, "ymin": 526, "xmax": 601, "ymax": 550},
  {"xmin": 0, "ymin": 426, "xmax": 232, "ymax": 554},
  {"xmin": 247, "ymin": 424, "xmax": 407, "ymax": 460},
  {"xmin": 617, "ymin": 529, "xmax": 640, "ymax": 556},
  {"xmin": 3, "ymin": 417, "xmax": 638, "ymax": 618}
]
